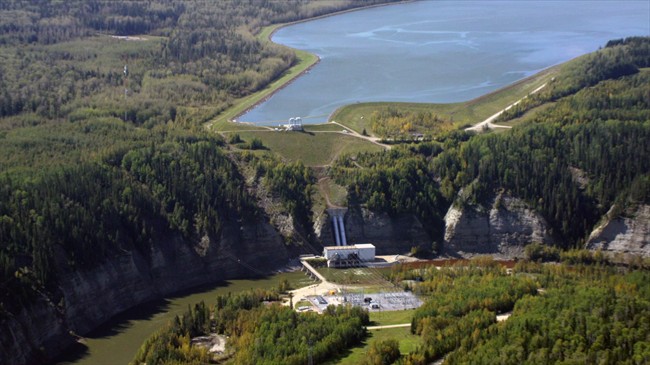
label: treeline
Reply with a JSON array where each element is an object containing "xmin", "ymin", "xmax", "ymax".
[
  {"xmin": 434, "ymin": 49, "xmax": 650, "ymax": 246},
  {"xmin": 132, "ymin": 289, "xmax": 370, "ymax": 365},
  {"xmin": 131, "ymin": 301, "xmax": 213, "ymax": 365}
]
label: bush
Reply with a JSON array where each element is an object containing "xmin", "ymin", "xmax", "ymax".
[
  {"xmin": 362, "ymin": 339, "xmax": 401, "ymax": 365},
  {"xmin": 229, "ymin": 133, "xmax": 243, "ymax": 144},
  {"xmin": 249, "ymin": 137, "xmax": 265, "ymax": 150},
  {"xmin": 524, "ymin": 243, "xmax": 561, "ymax": 262}
]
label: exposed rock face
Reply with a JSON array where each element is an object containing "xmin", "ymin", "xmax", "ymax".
[
  {"xmin": 318, "ymin": 205, "xmax": 431, "ymax": 254},
  {"xmin": 444, "ymin": 193, "xmax": 553, "ymax": 258},
  {"xmin": 0, "ymin": 219, "xmax": 289, "ymax": 365},
  {"xmin": 586, "ymin": 204, "xmax": 650, "ymax": 256},
  {"xmin": 0, "ymin": 296, "xmax": 70, "ymax": 365}
]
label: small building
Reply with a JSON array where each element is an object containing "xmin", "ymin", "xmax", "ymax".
[
  {"xmin": 323, "ymin": 244, "xmax": 375, "ymax": 268},
  {"xmin": 281, "ymin": 117, "xmax": 303, "ymax": 131}
]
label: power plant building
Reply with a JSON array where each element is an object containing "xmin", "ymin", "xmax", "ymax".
[{"xmin": 323, "ymin": 244, "xmax": 375, "ymax": 268}]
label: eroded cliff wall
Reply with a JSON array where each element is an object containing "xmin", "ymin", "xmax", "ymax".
[
  {"xmin": 315, "ymin": 206, "xmax": 431, "ymax": 254},
  {"xmin": 444, "ymin": 192, "xmax": 553, "ymax": 258},
  {"xmin": 0, "ymin": 219, "xmax": 289, "ymax": 364},
  {"xmin": 586, "ymin": 204, "xmax": 650, "ymax": 256}
]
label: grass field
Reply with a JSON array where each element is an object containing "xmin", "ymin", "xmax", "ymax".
[
  {"xmin": 327, "ymin": 327, "xmax": 420, "ymax": 365},
  {"xmin": 304, "ymin": 123, "xmax": 347, "ymax": 132},
  {"xmin": 369, "ymin": 309, "xmax": 416, "ymax": 326},
  {"xmin": 228, "ymin": 130, "xmax": 384, "ymax": 166},
  {"xmin": 330, "ymin": 65, "xmax": 560, "ymax": 134},
  {"xmin": 318, "ymin": 267, "xmax": 393, "ymax": 286}
]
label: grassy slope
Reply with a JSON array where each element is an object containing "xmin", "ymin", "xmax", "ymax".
[
  {"xmin": 330, "ymin": 65, "xmax": 560, "ymax": 135},
  {"xmin": 229, "ymin": 130, "xmax": 383, "ymax": 166}
]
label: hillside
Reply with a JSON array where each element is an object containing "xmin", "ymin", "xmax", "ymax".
[
  {"xmin": 330, "ymin": 37, "xmax": 650, "ymax": 255},
  {"xmin": 0, "ymin": 0, "xmax": 648, "ymax": 363},
  {"xmin": 0, "ymin": 1, "xmax": 401, "ymax": 364}
]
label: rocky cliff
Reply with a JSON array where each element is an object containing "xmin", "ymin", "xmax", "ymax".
[
  {"xmin": 315, "ymin": 205, "xmax": 431, "ymax": 254},
  {"xmin": 586, "ymin": 204, "xmax": 650, "ymax": 256},
  {"xmin": 0, "ymin": 219, "xmax": 289, "ymax": 365},
  {"xmin": 444, "ymin": 192, "xmax": 553, "ymax": 258}
]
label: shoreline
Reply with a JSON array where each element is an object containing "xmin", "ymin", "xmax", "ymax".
[
  {"xmin": 227, "ymin": 1, "xmax": 409, "ymax": 125},
  {"xmin": 232, "ymin": 55, "xmax": 321, "ymax": 124}
]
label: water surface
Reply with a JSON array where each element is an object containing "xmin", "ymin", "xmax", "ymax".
[
  {"xmin": 240, "ymin": 0, "xmax": 650, "ymax": 124},
  {"xmin": 54, "ymin": 272, "xmax": 313, "ymax": 365}
]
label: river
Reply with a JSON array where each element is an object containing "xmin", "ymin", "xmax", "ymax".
[
  {"xmin": 53, "ymin": 272, "xmax": 314, "ymax": 365},
  {"xmin": 239, "ymin": 0, "xmax": 650, "ymax": 125}
]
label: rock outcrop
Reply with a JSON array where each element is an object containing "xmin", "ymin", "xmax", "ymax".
[
  {"xmin": 0, "ymin": 219, "xmax": 289, "ymax": 365},
  {"xmin": 586, "ymin": 204, "xmax": 650, "ymax": 256},
  {"xmin": 315, "ymin": 205, "xmax": 431, "ymax": 254},
  {"xmin": 444, "ymin": 192, "xmax": 553, "ymax": 258}
]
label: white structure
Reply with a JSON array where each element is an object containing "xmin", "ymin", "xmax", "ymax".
[
  {"xmin": 323, "ymin": 244, "xmax": 375, "ymax": 267},
  {"xmin": 354, "ymin": 244, "xmax": 376, "ymax": 261},
  {"xmin": 282, "ymin": 117, "xmax": 303, "ymax": 131}
]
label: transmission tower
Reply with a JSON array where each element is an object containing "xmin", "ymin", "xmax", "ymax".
[{"xmin": 123, "ymin": 63, "xmax": 128, "ymax": 122}]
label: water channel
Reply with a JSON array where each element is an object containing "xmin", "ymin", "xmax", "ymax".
[
  {"xmin": 240, "ymin": 0, "xmax": 650, "ymax": 124},
  {"xmin": 54, "ymin": 272, "xmax": 314, "ymax": 365}
]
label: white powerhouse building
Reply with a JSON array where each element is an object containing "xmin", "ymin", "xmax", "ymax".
[{"xmin": 323, "ymin": 244, "xmax": 375, "ymax": 268}]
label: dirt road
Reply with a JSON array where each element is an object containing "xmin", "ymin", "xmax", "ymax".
[{"xmin": 465, "ymin": 83, "xmax": 546, "ymax": 132}]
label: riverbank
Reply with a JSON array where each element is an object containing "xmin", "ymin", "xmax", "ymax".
[{"xmin": 54, "ymin": 272, "xmax": 314, "ymax": 365}]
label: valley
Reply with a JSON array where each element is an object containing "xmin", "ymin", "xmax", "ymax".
[{"xmin": 0, "ymin": 1, "xmax": 648, "ymax": 364}]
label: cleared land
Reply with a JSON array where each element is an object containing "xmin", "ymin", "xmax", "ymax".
[
  {"xmin": 369, "ymin": 309, "xmax": 416, "ymax": 327},
  {"xmin": 227, "ymin": 130, "xmax": 384, "ymax": 166},
  {"xmin": 326, "ymin": 326, "xmax": 420, "ymax": 365},
  {"xmin": 318, "ymin": 267, "xmax": 393, "ymax": 286}
]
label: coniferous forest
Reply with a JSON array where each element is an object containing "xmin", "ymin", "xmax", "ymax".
[{"xmin": 0, "ymin": 0, "xmax": 649, "ymax": 364}]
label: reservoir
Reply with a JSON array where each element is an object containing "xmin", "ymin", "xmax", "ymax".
[{"xmin": 239, "ymin": 0, "xmax": 650, "ymax": 125}]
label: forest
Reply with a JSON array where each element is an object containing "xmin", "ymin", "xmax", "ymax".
[
  {"xmin": 0, "ymin": 0, "xmax": 397, "ymax": 333},
  {"xmin": 131, "ymin": 288, "xmax": 369, "ymax": 365},
  {"xmin": 393, "ymin": 258, "xmax": 650, "ymax": 365},
  {"xmin": 0, "ymin": 0, "xmax": 649, "ymax": 363}
]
